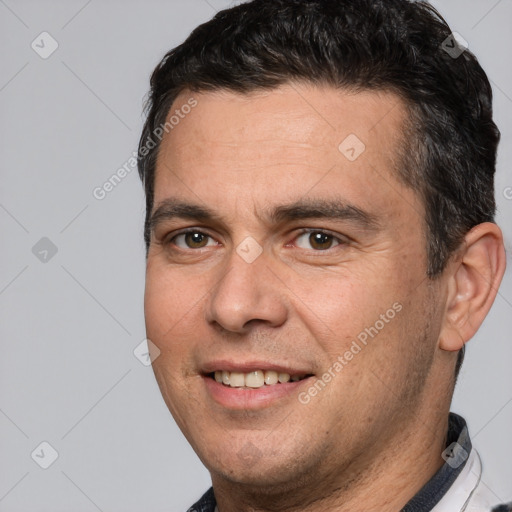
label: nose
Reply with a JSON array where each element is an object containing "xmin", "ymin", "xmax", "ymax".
[{"xmin": 205, "ymin": 244, "xmax": 288, "ymax": 334}]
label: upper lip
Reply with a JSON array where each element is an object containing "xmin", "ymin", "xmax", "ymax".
[{"xmin": 201, "ymin": 360, "xmax": 313, "ymax": 376}]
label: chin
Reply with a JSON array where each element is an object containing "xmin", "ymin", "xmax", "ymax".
[
  {"xmin": 213, "ymin": 461, "xmax": 299, "ymax": 489},
  {"xmin": 201, "ymin": 440, "xmax": 314, "ymax": 489}
]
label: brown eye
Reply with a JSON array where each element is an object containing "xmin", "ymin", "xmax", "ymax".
[
  {"xmin": 172, "ymin": 231, "xmax": 214, "ymax": 249},
  {"xmin": 309, "ymin": 232, "xmax": 334, "ymax": 250},
  {"xmin": 295, "ymin": 230, "xmax": 341, "ymax": 251}
]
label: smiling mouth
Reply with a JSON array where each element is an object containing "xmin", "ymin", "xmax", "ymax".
[{"xmin": 208, "ymin": 370, "xmax": 313, "ymax": 389}]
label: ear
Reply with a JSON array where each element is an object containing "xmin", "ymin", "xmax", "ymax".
[{"xmin": 439, "ymin": 222, "xmax": 507, "ymax": 352}]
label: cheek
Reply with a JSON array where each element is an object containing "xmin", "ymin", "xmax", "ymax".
[
  {"xmin": 292, "ymin": 268, "xmax": 396, "ymax": 339},
  {"xmin": 144, "ymin": 265, "xmax": 198, "ymax": 340},
  {"xmin": 291, "ymin": 262, "xmax": 422, "ymax": 389}
]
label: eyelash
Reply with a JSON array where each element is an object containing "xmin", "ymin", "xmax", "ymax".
[{"xmin": 165, "ymin": 228, "xmax": 346, "ymax": 252}]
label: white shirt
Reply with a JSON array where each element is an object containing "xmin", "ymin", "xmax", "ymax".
[{"xmin": 432, "ymin": 449, "xmax": 500, "ymax": 512}]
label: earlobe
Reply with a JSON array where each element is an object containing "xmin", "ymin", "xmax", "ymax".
[{"xmin": 439, "ymin": 222, "xmax": 506, "ymax": 352}]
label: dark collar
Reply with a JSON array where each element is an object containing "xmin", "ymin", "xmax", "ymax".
[
  {"xmin": 188, "ymin": 486, "xmax": 216, "ymax": 512},
  {"xmin": 188, "ymin": 412, "xmax": 471, "ymax": 512},
  {"xmin": 400, "ymin": 412, "xmax": 471, "ymax": 511}
]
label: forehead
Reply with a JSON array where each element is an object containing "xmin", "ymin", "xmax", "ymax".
[
  {"xmin": 153, "ymin": 83, "xmax": 416, "ymax": 222},
  {"xmin": 159, "ymin": 84, "xmax": 406, "ymax": 154}
]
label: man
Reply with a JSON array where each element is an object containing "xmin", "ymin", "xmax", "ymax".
[{"xmin": 137, "ymin": 0, "xmax": 510, "ymax": 510}]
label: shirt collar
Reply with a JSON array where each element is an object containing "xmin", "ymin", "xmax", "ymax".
[{"xmin": 400, "ymin": 412, "xmax": 472, "ymax": 511}]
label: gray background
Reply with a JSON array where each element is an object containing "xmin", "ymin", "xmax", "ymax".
[{"xmin": 0, "ymin": 0, "xmax": 511, "ymax": 510}]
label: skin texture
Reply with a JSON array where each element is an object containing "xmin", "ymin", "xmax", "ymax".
[{"xmin": 143, "ymin": 83, "xmax": 506, "ymax": 512}]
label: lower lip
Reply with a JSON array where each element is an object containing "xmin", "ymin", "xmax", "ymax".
[{"xmin": 203, "ymin": 376, "xmax": 312, "ymax": 409}]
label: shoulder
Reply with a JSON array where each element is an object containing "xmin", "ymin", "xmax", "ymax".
[
  {"xmin": 431, "ymin": 448, "xmax": 511, "ymax": 512},
  {"xmin": 491, "ymin": 505, "xmax": 512, "ymax": 512},
  {"xmin": 465, "ymin": 452, "xmax": 512, "ymax": 512},
  {"xmin": 187, "ymin": 487, "xmax": 216, "ymax": 512},
  {"xmin": 467, "ymin": 479, "xmax": 512, "ymax": 512}
]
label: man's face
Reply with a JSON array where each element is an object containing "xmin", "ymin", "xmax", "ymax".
[{"xmin": 144, "ymin": 84, "xmax": 446, "ymax": 488}]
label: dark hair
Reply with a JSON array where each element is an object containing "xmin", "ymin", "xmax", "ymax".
[{"xmin": 138, "ymin": 0, "xmax": 499, "ymax": 376}]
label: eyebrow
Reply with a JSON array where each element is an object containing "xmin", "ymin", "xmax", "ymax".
[
  {"xmin": 267, "ymin": 198, "xmax": 380, "ymax": 230},
  {"xmin": 148, "ymin": 197, "xmax": 381, "ymax": 234},
  {"xmin": 148, "ymin": 200, "xmax": 222, "ymax": 234}
]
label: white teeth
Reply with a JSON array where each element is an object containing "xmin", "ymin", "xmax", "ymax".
[
  {"xmin": 278, "ymin": 373, "xmax": 291, "ymax": 383},
  {"xmin": 229, "ymin": 372, "xmax": 245, "ymax": 387},
  {"xmin": 245, "ymin": 370, "xmax": 264, "ymax": 388},
  {"xmin": 213, "ymin": 370, "xmax": 308, "ymax": 388},
  {"xmin": 264, "ymin": 370, "xmax": 278, "ymax": 385}
]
